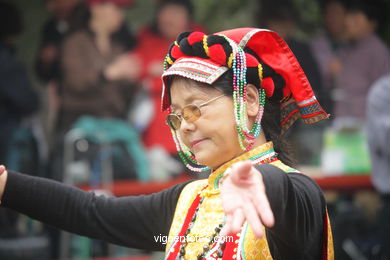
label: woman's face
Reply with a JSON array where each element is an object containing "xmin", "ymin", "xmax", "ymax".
[
  {"xmin": 345, "ymin": 11, "xmax": 376, "ymax": 40},
  {"xmin": 92, "ymin": 3, "xmax": 124, "ymax": 33},
  {"xmin": 324, "ymin": 1, "xmax": 346, "ymax": 38},
  {"xmin": 157, "ymin": 4, "xmax": 190, "ymax": 41},
  {"xmin": 170, "ymin": 78, "xmax": 244, "ymax": 169}
]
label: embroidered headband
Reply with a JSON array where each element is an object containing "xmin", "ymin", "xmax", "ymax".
[{"xmin": 162, "ymin": 31, "xmax": 274, "ymax": 108}]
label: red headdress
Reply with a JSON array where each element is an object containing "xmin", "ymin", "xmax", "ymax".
[
  {"xmin": 161, "ymin": 28, "xmax": 329, "ymax": 172},
  {"xmin": 162, "ymin": 28, "xmax": 329, "ymax": 133}
]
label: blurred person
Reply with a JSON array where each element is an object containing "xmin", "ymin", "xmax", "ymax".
[
  {"xmin": 310, "ymin": 0, "xmax": 348, "ymax": 115},
  {"xmin": 136, "ymin": 0, "xmax": 203, "ymax": 156},
  {"xmin": 106, "ymin": 0, "xmax": 205, "ymax": 177},
  {"xmin": 259, "ymin": 2, "xmax": 323, "ymax": 103},
  {"xmin": 333, "ymin": 0, "xmax": 390, "ymax": 120},
  {"xmin": 35, "ymin": 0, "xmax": 89, "ymax": 139},
  {"xmin": 35, "ymin": 0, "xmax": 137, "ymax": 134},
  {"xmin": 45, "ymin": 1, "xmax": 140, "ymax": 258},
  {"xmin": 35, "ymin": 0, "xmax": 88, "ymax": 84},
  {"xmin": 48, "ymin": 0, "xmax": 148, "ymax": 187},
  {"xmin": 57, "ymin": 0, "xmax": 137, "ymax": 134},
  {"xmin": 367, "ymin": 73, "xmax": 390, "ymax": 259},
  {"xmin": 35, "ymin": 0, "xmax": 137, "ymax": 85},
  {"xmin": 259, "ymin": 2, "xmax": 326, "ymax": 165},
  {"xmin": 0, "ymin": 1, "xmax": 40, "ymax": 169}
]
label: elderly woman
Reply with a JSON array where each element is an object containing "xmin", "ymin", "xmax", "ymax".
[{"xmin": 0, "ymin": 28, "xmax": 333, "ymax": 259}]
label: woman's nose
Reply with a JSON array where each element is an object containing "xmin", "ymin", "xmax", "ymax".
[{"xmin": 179, "ymin": 118, "xmax": 196, "ymax": 132}]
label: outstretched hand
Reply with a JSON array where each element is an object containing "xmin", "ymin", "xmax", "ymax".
[
  {"xmin": 0, "ymin": 165, "xmax": 8, "ymax": 201},
  {"xmin": 219, "ymin": 161, "xmax": 274, "ymax": 238},
  {"xmin": 0, "ymin": 165, "xmax": 5, "ymax": 176}
]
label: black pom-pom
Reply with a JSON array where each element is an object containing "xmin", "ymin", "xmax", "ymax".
[
  {"xmin": 176, "ymin": 31, "xmax": 192, "ymax": 43},
  {"xmin": 261, "ymin": 62, "xmax": 273, "ymax": 78},
  {"xmin": 269, "ymin": 74, "xmax": 285, "ymax": 102},
  {"xmin": 246, "ymin": 67, "xmax": 261, "ymax": 89},
  {"xmin": 192, "ymin": 41, "xmax": 208, "ymax": 59},
  {"xmin": 207, "ymin": 35, "xmax": 227, "ymax": 45},
  {"xmin": 167, "ymin": 43, "xmax": 175, "ymax": 57},
  {"xmin": 259, "ymin": 61, "xmax": 285, "ymax": 102},
  {"xmin": 180, "ymin": 38, "xmax": 195, "ymax": 56}
]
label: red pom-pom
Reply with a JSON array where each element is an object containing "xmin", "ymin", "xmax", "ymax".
[
  {"xmin": 171, "ymin": 45, "xmax": 184, "ymax": 59},
  {"xmin": 187, "ymin": 32, "xmax": 205, "ymax": 46},
  {"xmin": 261, "ymin": 77, "xmax": 275, "ymax": 98},
  {"xmin": 208, "ymin": 44, "xmax": 226, "ymax": 66}
]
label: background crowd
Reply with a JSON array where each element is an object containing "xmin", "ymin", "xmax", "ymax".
[{"xmin": 0, "ymin": 0, "xmax": 389, "ymax": 259}]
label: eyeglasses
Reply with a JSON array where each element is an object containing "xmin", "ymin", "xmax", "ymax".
[{"xmin": 166, "ymin": 94, "xmax": 226, "ymax": 130}]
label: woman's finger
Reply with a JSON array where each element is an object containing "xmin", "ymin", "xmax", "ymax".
[
  {"xmin": 231, "ymin": 208, "xmax": 245, "ymax": 233},
  {"xmin": 243, "ymin": 202, "xmax": 264, "ymax": 238},
  {"xmin": 253, "ymin": 190, "xmax": 275, "ymax": 228},
  {"xmin": 230, "ymin": 161, "xmax": 253, "ymax": 184},
  {"xmin": 220, "ymin": 214, "xmax": 233, "ymax": 238}
]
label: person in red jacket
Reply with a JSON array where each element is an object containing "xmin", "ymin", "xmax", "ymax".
[
  {"xmin": 136, "ymin": 0, "xmax": 204, "ymax": 153},
  {"xmin": 102, "ymin": 0, "xmax": 206, "ymax": 178}
]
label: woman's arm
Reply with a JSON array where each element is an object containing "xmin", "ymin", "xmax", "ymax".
[
  {"xmin": 258, "ymin": 164, "xmax": 326, "ymax": 257},
  {"xmin": 0, "ymin": 166, "xmax": 190, "ymax": 251}
]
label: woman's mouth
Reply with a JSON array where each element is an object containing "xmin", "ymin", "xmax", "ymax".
[{"xmin": 190, "ymin": 138, "xmax": 207, "ymax": 148}]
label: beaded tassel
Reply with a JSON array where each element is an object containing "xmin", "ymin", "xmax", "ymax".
[
  {"xmin": 164, "ymin": 54, "xmax": 210, "ymax": 173},
  {"xmin": 225, "ymin": 37, "xmax": 265, "ymax": 152},
  {"xmin": 171, "ymin": 128, "xmax": 210, "ymax": 173}
]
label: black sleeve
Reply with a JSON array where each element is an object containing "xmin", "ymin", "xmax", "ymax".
[
  {"xmin": 255, "ymin": 164, "xmax": 326, "ymax": 259},
  {"xmin": 1, "ymin": 171, "xmax": 192, "ymax": 251}
]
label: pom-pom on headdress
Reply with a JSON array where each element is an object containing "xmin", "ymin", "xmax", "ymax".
[{"xmin": 162, "ymin": 28, "xmax": 329, "ymax": 172}]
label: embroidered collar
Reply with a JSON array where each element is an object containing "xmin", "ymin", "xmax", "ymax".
[{"xmin": 206, "ymin": 142, "xmax": 277, "ymax": 192}]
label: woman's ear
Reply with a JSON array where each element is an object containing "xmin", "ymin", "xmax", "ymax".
[{"xmin": 246, "ymin": 84, "xmax": 260, "ymax": 117}]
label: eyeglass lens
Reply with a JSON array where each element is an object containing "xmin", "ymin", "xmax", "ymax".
[{"xmin": 166, "ymin": 104, "xmax": 201, "ymax": 130}]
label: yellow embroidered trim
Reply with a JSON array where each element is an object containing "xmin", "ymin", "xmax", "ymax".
[
  {"xmin": 208, "ymin": 142, "xmax": 274, "ymax": 188},
  {"xmin": 227, "ymin": 53, "xmax": 234, "ymax": 68},
  {"xmin": 326, "ymin": 209, "xmax": 335, "ymax": 260},
  {"xmin": 166, "ymin": 180, "xmax": 208, "ymax": 253},
  {"xmin": 201, "ymin": 188, "xmax": 220, "ymax": 197},
  {"xmin": 166, "ymin": 56, "xmax": 174, "ymax": 65},
  {"xmin": 203, "ymin": 35, "xmax": 209, "ymax": 57},
  {"xmin": 258, "ymin": 63, "xmax": 263, "ymax": 81},
  {"xmin": 269, "ymin": 160, "xmax": 300, "ymax": 173}
]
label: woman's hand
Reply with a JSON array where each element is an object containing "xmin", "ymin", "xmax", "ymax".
[
  {"xmin": 0, "ymin": 165, "xmax": 8, "ymax": 202},
  {"xmin": 219, "ymin": 161, "xmax": 274, "ymax": 238},
  {"xmin": 104, "ymin": 53, "xmax": 141, "ymax": 82}
]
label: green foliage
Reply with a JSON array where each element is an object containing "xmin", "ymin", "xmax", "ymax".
[
  {"xmin": 293, "ymin": 0, "xmax": 322, "ymax": 37},
  {"xmin": 124, "ymin": 0, "xmax": 155, "ymax": 30},
  {"xmin": 194, "ymin": 0, "xmax": 258, "ymax": 33}
]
